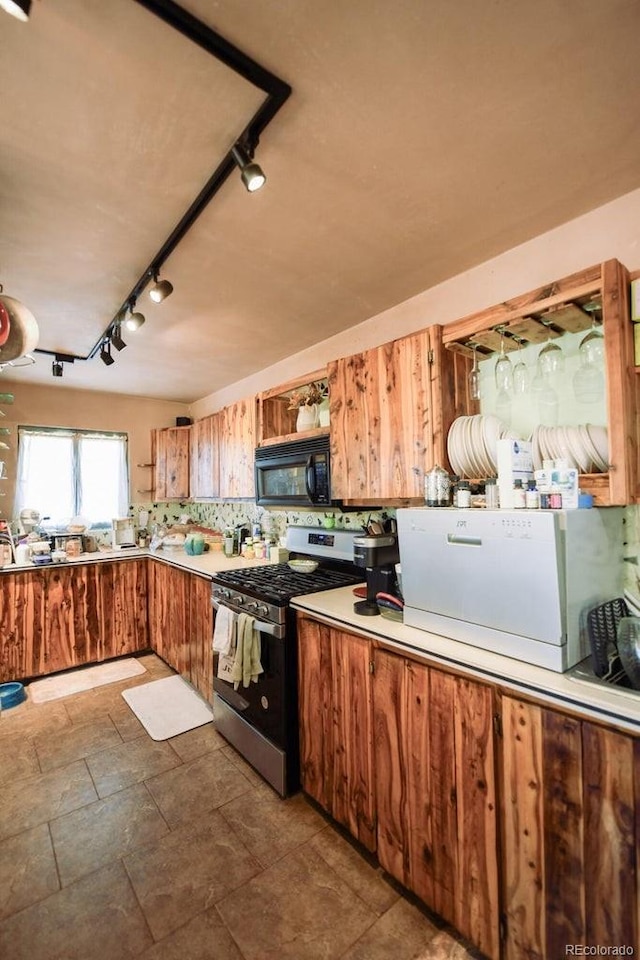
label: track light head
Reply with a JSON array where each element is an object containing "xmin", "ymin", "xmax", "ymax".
[
  {"xmin": 110, "ymin": 323, "xmax": 127, "ymax": 351},
  {"xmin": 100, "ymin": 340, "xmax": 114, "ymax": 366},
  {"xmin": 52, "ymin": 360, "xmax": 63, "ymax": 378},
  {"xmin": 149, "ymin": 276, "xmax": 173, "ymax": 303},
  {"xmin": 0, "ymin": 0, "xmax": 31, "ymax": 22},
  {"xmin": 125, "ymin": 312, "xmax": 145, "ymax": 332},
  {"xmin": 231, "ymin": 143, "xmax": 266, "ymax": 193}
]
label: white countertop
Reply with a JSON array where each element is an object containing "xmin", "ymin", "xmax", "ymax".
[{"xmin": 292, "ymin": 586, "xmax": 640, "ymax": 734}]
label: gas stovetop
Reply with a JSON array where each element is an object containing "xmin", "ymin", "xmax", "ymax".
[{"xmin": 212, "ymin": 562, "xmax": 362, "ymax": 606}]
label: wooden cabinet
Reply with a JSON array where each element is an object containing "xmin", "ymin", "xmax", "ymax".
[
  {"xmin": 257, "ymin": 369, "xmax": 328, "ymax": 446},
  {"xmin": 0, "ymin": 561, "xmax": 148, "ymax": 682},
  {"xmin": 500, "ymin": 695, "xmax": 639, "ymax": 958},
  {"xmin": 147, "ymin": 559, "xmax": 213, "ymax": 701},
  {"xmin": 188, "ymin": 572, "xmax": 214, "ymax": 703},
  {"xmin": 219, "ymin": 395, "xmax": 256, "ymax": 499},
  {"xmin": 297, "ymin": 614, "xmax": 376, "ymax": 851},
  {"xmin": 153, "ymin": 425, "xmax": 191, "ymax": 500},
  {"xmin": 190, "ymin": 413, "xmax": 220, "ymax": 499},
  {"xmin": 374, "ymin": 648, "xmax": 499, "ymax": 960},
  {"xmin": 439, "ymin": 258, "xmax": 636, "ymax": 505},
  {"xmin": 328, "ymin": 329, "xmax": 442, "ymax": 502}
]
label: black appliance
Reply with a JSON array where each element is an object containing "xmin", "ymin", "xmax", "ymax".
[
  {"xmin": 254, "ymin": 436, "xmax": 335, "ymax": 507},
  {"xmin": 353, "ymin": 533, "xmax": 400, "ymax": 616},
  {"xmin": 211, "ymin": 527, "xmax": 363, "ymax": 796}
]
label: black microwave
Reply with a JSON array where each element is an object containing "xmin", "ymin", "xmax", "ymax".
[{"xmin": 254, "ymin": 436, "xmax": 336, "ymax": 507}]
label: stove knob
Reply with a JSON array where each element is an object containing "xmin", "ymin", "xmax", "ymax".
[
  {"xmin": 218, "ymin": 588, "xmax": 230, "ymax": 598},
  {"xmin": 234, "ymin": 595, "xmax": 244, "ymax": 605}
]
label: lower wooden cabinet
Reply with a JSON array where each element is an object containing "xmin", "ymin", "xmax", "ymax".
[
  {"xmin": 297, "ymin": 614, "xmax": 376, "ymax": 851},
  {"xmin": 147, "ymin": 559, "xmax": 213, "ymax": 702},
  {"xmin": 501, "ymin": 695, "xmax": 640, "ymax": 958},
  {"xmin": 0, "ymin": 560, "xmax": 148, "ymax": 682},
  {"xmin": 374, "ymin": 648, "xmax": 499, "ymax": 960}
]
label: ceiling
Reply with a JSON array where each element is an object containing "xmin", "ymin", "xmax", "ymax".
[{"xmin": 2, "ymin": 0, "xmax": 640, "ymax": 403}]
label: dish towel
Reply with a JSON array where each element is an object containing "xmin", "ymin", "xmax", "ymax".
[
  {"xmin": 212, "ymin": 604, "xmax": 236, "ymax": 656},
  {"xmin": 231, "ymin": 613, "xmax": 264, "ymax": 690}
]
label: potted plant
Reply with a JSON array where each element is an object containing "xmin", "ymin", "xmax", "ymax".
[{"xmin": 288, "ymin": 381, "xmax": 327, "ymax": 431}]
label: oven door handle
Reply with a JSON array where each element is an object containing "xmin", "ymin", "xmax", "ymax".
[{"xmin": 211, "ymin": 597, "xmax": 284, "ymax": 638}]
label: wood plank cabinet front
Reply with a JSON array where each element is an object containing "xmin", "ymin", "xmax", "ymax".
[
  {"xmin": 147, "ymin": 560, "xmax": 190, "ymax": 676},
  {"xmin": 153, "ymin": 426, "xmax": 191, "ymax": 500},
  {"xmin": 374, "ymin": 648, "xmax": 500, "ymax": 960},
  {"xmin": 190, "ymin": 413, "xmax": 220, "ymax": 499},
  {"xmin": 328, "ymin": 330, "xmax": 439, "ymax": 502},
  {"xmin": 501, "ymin": 695, "xmax": 639, "ymax": 958},
  {"xmin": 188, "ymin": 572, "xmax": 213, "ymax": 703},
  {"xmin": 219, "ymin": 396, "xmax": 256, "ymax": 499},
  {"xmin": 297, "ymin": 614, "xmax": 376, "ymax": 851}
]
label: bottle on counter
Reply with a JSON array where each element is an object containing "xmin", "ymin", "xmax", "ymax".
[
  {"xmin": 425, "ymin": 464, "xmax": 451, "ymax": 507},
  {"xmin": 242, "ymin": 537, "xmax": 255, "ymax": 560},
  {"xmin": 512, "ymin": 479, "xmax": 526, "ymax": 508},
  {"xmin": 455, "ymin": 480, "xmax": 471, "ymax": 508},
  {"xmin": 525, "ymin": 480, "xmax": 540, "ymax": 509},
  {"xmin": 485, "ymin": 477, "xmax": 499, "ymax": 509}
]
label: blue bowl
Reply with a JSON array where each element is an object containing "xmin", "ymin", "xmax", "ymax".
[{"xmin": 0, "ymin": 682, "xmax": 26, "ymax": 710}]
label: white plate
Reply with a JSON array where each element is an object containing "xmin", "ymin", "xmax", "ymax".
[
  {"xmin": 565, "ymin": 424, "xmax": 590, "ymax": 473},
  {"xmin": 579, "ymin": 424, "xmax": 601, "ymax": 473},
  {"xmin": 586, "ymin": 424, "xmax": 609, "ymax": 471}
]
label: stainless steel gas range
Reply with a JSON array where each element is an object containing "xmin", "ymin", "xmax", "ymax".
[{"xmin": 211, "ymin": 527, "xmax": 362, "ymax": 797}]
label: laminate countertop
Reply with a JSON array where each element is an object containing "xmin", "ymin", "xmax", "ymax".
[
  {"xmin": 292, "ymin": 585, "xmax": 640, "ymax": 734},
  {"xmin": 1, "ymin": 547, "xmax": 275, "ymax": 577}
]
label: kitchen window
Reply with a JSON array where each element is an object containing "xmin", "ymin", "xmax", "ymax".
[{"xmin": 14, "ymin": 427, "xmax": 129, "ymax": 529}]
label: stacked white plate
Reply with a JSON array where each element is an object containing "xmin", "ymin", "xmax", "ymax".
[
  {"xmin": 447, "ymin": 414, "xmax": 512, "ymax": 478},
  {"xmin": 531, "ymin": 424, "xmax": 608, "ymax": 473}
]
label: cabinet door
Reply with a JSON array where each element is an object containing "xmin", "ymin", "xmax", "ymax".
[
  {"xmin": 99, "ymin": 560, "xmax": 148, "ymax": 659},
  {"xmin": 0, "ymin": 570, "xmax": 44, "ymax": 681},
  {"xmin": 147, "ymin": 560, "xmax": 190, "ymax": 675},
  {"xmin": 153, "ymin": 426, "xmax": 190, "ymax": 500},
  {"xmin": 219, "ymin": 396, "xmax": 256, "ymax": 498},
  {"xmin": 190, "ymin": 414, "xmax": 220, "ymax": 499},
  {"xmin": 328, "ymin": 331, "xmax": 432, "ymax": 501},
  {"xmin": 501, "ymin": 696, "xmax": 639, "ymax": 959},
  {"xmin": 188, "ymin": 573, "xmax": 213, "ymax": 702},
  {"xmin": 297, "ymin": 616, "xmax": 376, "ymax": 850},
  {"xmin": 374, "ymin": 650, "xmax": 499, "ymax": 960}
]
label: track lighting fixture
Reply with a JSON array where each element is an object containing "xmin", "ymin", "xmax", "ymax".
[
  {"xmin": 149, "ymin": 272, "xmax": 173, "ymax": 303},
  {"xmin": 110, "ymin": 322, "xmax": 127, "ymax": 351},
  {"xmin": 231, "ymin": 143, "xmax": 266, "ymax": 192},
  {"xmin": 0, "ymin": 0, "xmax": 31, "ymax": 22},
  {"xmin": 124, "ymin": 299, "xmax": 145, "ymax": 332},
  {"xmin": 99, "ymin": 339, "xmax": 114, "ymax": 366},
  {"xmin": 52, "ymin": 360, "xmax": 63, "ymax": 378}
]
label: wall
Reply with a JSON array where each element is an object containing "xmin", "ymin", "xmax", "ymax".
[
  {"xmin": 189, "ymin": 186, "xmax": 640, "ymax": 418},
  {"xmin": 0, "ymin": 381, "xmax": 189, "ymax": 521}
]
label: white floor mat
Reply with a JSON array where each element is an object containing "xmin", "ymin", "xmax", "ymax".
[
  {"xmin": 28, "ymin": 658, "xmax": 147, "ymax": 703},
  {"xmin": 121, "ymin": 675, "xmax": 213, "ymax": 740}
]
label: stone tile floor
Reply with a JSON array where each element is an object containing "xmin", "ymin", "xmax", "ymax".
[{"xmin": 0, "ymin": 653, "xmax": 478, "ymax": 960}]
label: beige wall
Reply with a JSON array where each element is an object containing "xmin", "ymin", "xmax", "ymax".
[
  {"xmin": 190, "ymin": 185, "xmax": 640, "ymax": 419},
  {"xmin": 0, "ymin": 381, "xmax": 189, "ymax": 519}
]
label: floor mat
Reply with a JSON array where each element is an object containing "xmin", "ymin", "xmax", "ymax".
[
  {"xmin": 28, "ymin": 658, "xmax": 147, "ymax": 703},
  {"xmin": 121, "ymin": 675, "xmax": 213, "ymax": 740}
]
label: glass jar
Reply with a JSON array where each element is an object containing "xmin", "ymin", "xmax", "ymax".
[
  {"xmin": 485, "ymin": 478, "xmax": 499, "ymax": 509},
  {"xmin": 455, "ymin": 480, "xmax": 471, "ymax": 508},
  {"xmin": 425, "ymin": 464, "xmax": 451, "ymax": 507}
]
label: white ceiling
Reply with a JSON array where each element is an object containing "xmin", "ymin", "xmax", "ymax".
[{"xmin": 2, "ymin": 0, "xmax": 640, "ymax": 402}]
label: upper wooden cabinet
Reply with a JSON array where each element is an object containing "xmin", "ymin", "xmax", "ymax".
[
  {"xmin": 328, "ymin": 329, "xmax": 444, "ymax": 502},
  {"xmin": 219, "ymin": 395, "xmax": 256, "ymax": 499},
  {"xmin": 437, "ymin": 259, "xmax": 636, "ymax": 505},
  {"xmin": 152, "ymin": 425, "xmax": 191, "ymax": 500},
  {"xmin": 190, "ymin": 413, "xmax": 220, "ymax": 500}
]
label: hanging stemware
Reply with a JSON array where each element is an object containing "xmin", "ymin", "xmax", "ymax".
[
  {"xmin": 512, "ymin": 337, "xmax": 529, "ymax": 395},
  {"xmin": 537, "ymin": 318, "xmax": 564, "ymax": 379},
  {"xmin": 578, "ymin": 301, "xmax": 604, "ymax": 367},
  {"xmin": 494, "ymin": 328, "xmax": 513, "ymax": 393},
  {"xmin": 468, "ymin": 342, "xmax": 481, "ymax": 401}
]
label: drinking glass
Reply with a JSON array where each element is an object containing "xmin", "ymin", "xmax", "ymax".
[
  {"xmin": 579, "ymin": 321, "xmax": 604, "ymax": 367},
  {"xmin": 537, "ymin": 321, "xmax": 564, "ymax": 378},
  {"xmin": 512, "ymin": 338, "xmax": 529, "ymax": 394},
  {"xmin": 468, "ymin": 343, "xmax": 481, "ymax": 400},
  {"xmin": 494, "ymin": 330, "xmax": 513, "ymax": 392}
]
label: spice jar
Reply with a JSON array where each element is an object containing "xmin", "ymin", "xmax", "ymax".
[
  {"xmin": 485, "ymin": 477, "xmax": 499, "ymax": 509},
  {"xmin": 455, "ymin": 480, "xmax": 471, "ymax": 508}
]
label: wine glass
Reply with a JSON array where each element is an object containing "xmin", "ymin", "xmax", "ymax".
[
  {"xmin": 494, "ymin": 329, "xmax": 513, "ymax": 392},
  {"xmin": 579, "ymin": 320, "xmax": 604, "ymax": 367},
  {"xmin": 537, "ymin": 320, "xmax": 564, "ymax": 379},
  {"xmin": 512, "ymin": 337, "xmax": 529, "ymax": 394},
  {"xmin": 468, "ymin": 342, "xmax": 481, "ymax": 400}
]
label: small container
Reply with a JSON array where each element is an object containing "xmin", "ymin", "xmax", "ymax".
[
  {"xmin": 242, "ymin": 538, "xmax": 255, "ymax": 560},
  {"xmin": 251, "ymin": 522, "xmax": 262, "ymax": 539},
  {"xmin": 485, "ymin": 478, "xmax": 499, "ymax": 509},
  {"xmin": 253, "ymin": 540, "xmax": 265, "ymax": 559},
  {"xmin": 525, "ymin": 481, "xmax": 540, "ymax": 510},
  {"xmin": 425, "ymin": 464, "xmax": 451, "ymax": 507},
  {"xmin": 512, "ymin": 479, "xmax": 526, "ymax": 509},
  {"xmin": 455, "ymin": 480, "xmax": 471, "ymax": 508},
  {"xmin": 549, "ymin": 491, "xmax": 563, "ymax": 509},
  {"xmin": 66, "ymin": 538, "xmax": 82, "ymax": 558},
  {"xmin": 539, "ymin": 493, "xmax": 550, "ymax": 509}
]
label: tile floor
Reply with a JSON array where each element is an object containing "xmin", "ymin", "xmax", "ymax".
[{"xmin": 0, "ymin": 654, "xmax": 478, "ymax": 960}]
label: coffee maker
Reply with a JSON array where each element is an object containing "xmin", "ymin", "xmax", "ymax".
[{"xmin": 353, "ymin": 533, "xmax": 400, "ymax": 616}]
